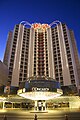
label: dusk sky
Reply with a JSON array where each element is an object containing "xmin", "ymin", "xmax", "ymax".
[{"xmin": 0, "ymin": 0, "xmax": 80, "ymax": 61}]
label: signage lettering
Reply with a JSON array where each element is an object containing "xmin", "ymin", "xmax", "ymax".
[{"xmin": 32, "ymin": 87, "xmax": 49, "ymax": 91}]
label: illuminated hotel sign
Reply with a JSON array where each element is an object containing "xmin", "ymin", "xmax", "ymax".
[
  {"xmin": 32, "ymin": 23, "xmax": 50, "ymax": 30},
  {"xmin": 32, "ymin": 87, "xmax": 49, "ymax": 91},
  {"xmin": 17, "ymin": 79, "xmax": 63, "ymax": 100}
]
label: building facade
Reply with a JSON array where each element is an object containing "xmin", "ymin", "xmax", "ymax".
[
  {"xmin": 3, "ymin": 21, "xmax": 80, "ymax": 93},
  {"xmin": 3, "ymin": 31, "xmax": 13, "ymax": 67},
  {"xmin": 0, "ymin": 60, "xmax": 8, "ymax": 86}
]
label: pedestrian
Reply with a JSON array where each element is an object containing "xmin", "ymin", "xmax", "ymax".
[
  {"xmin": 65, "ymin": 114, "xmax": 68, "ymax": 120},
  {"xmin": 4, "ymin": 115, "xmax": 7, "ymax": 120},
  {"xmin": 34, "ymin": 114, "xmax": 37, "ymax": 120}
]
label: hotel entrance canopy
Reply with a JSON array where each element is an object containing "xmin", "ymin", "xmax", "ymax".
[{"xmin": 18, "ymin": 77, "xmax": 63, "ymax": 100}]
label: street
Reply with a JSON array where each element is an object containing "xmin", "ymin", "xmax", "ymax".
[{"xmin": 0, "ymin": 109, "xmax": 80, "ymax": 120}]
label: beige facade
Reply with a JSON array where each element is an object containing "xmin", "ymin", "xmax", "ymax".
[
  {"xmin": 56, "ymin": 24, "xmax": 71, "ymax": 86},
  {"xmin": 3, "ymin": 31, "xmax": 13, "ymax": 67},
  {"xmin": 0, "ymin": 60, "xmax": 8, "ymax": 85},
  {"xmin": 69, "ymin": 30, "xmax": 80, "ymax": 90}
]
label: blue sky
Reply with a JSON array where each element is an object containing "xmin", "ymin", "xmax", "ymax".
[{"xmin": 0, "ymin": 0, "xmax": 80, "ymax": 61}]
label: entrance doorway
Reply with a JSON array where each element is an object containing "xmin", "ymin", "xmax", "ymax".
[{"xmin": 35, "ymin": 100, "xmax": 46, "ymax": 111}]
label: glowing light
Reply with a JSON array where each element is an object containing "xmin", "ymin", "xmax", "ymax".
[
  {"xmin": 18, "ymin": 90, "xmax": 63, "ymax": 100},
  {"xmin": 23, "ymin": 88, "xmax": 26, "ymax": 92},
  {"xmin": 17, "ymin": 89, "xmax": 23, "ymax": 94},
  {"xmin": 32, "ymin": 23, "xmax": 50, "ymax": 30},
  {"xmin": 0, "ymin": 97, "xmax": 6, "ymax": 102}
]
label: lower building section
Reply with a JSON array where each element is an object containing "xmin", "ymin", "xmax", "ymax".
[
  {"xmin": 0, "ymin": 96, "xmax": 80, "ymax": 110},
  {"xmin": 17, "ymin": 78, "xmax": 63, "ymax": 111},
  {"xmin": 17, "ymin": 78, "xmax": 63, "ymax": 101}
]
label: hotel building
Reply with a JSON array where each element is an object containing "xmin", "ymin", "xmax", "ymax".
[{"xmin": 3, "ymin": 21, "xmax": 80, "ymax": 92}]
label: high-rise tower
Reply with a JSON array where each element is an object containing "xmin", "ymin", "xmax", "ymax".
[
  {"xmin": 3, "ymin": 31, "xmax": 13, "ymax": 67},
  {"xmin": 3, "ymin": 21, "xmax": 80, "ymax": 93}
]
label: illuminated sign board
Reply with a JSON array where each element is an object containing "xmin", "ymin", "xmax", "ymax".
[
  {"xmin": 32, "ymin": 23, "xmax": 50, "ymax": 31},
  {"xmin": 32, "ymin": 87, "xmax": 49, "ymax": 91}
]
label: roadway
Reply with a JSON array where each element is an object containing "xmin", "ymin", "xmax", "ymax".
[{"xmin": 0, "ymin": 108, "xmax": 80, "ymax": 120}]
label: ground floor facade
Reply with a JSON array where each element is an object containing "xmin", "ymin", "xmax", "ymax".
[{"xmin": 0, "ymin": 96, "xmax": 80, "ymax": 110}]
